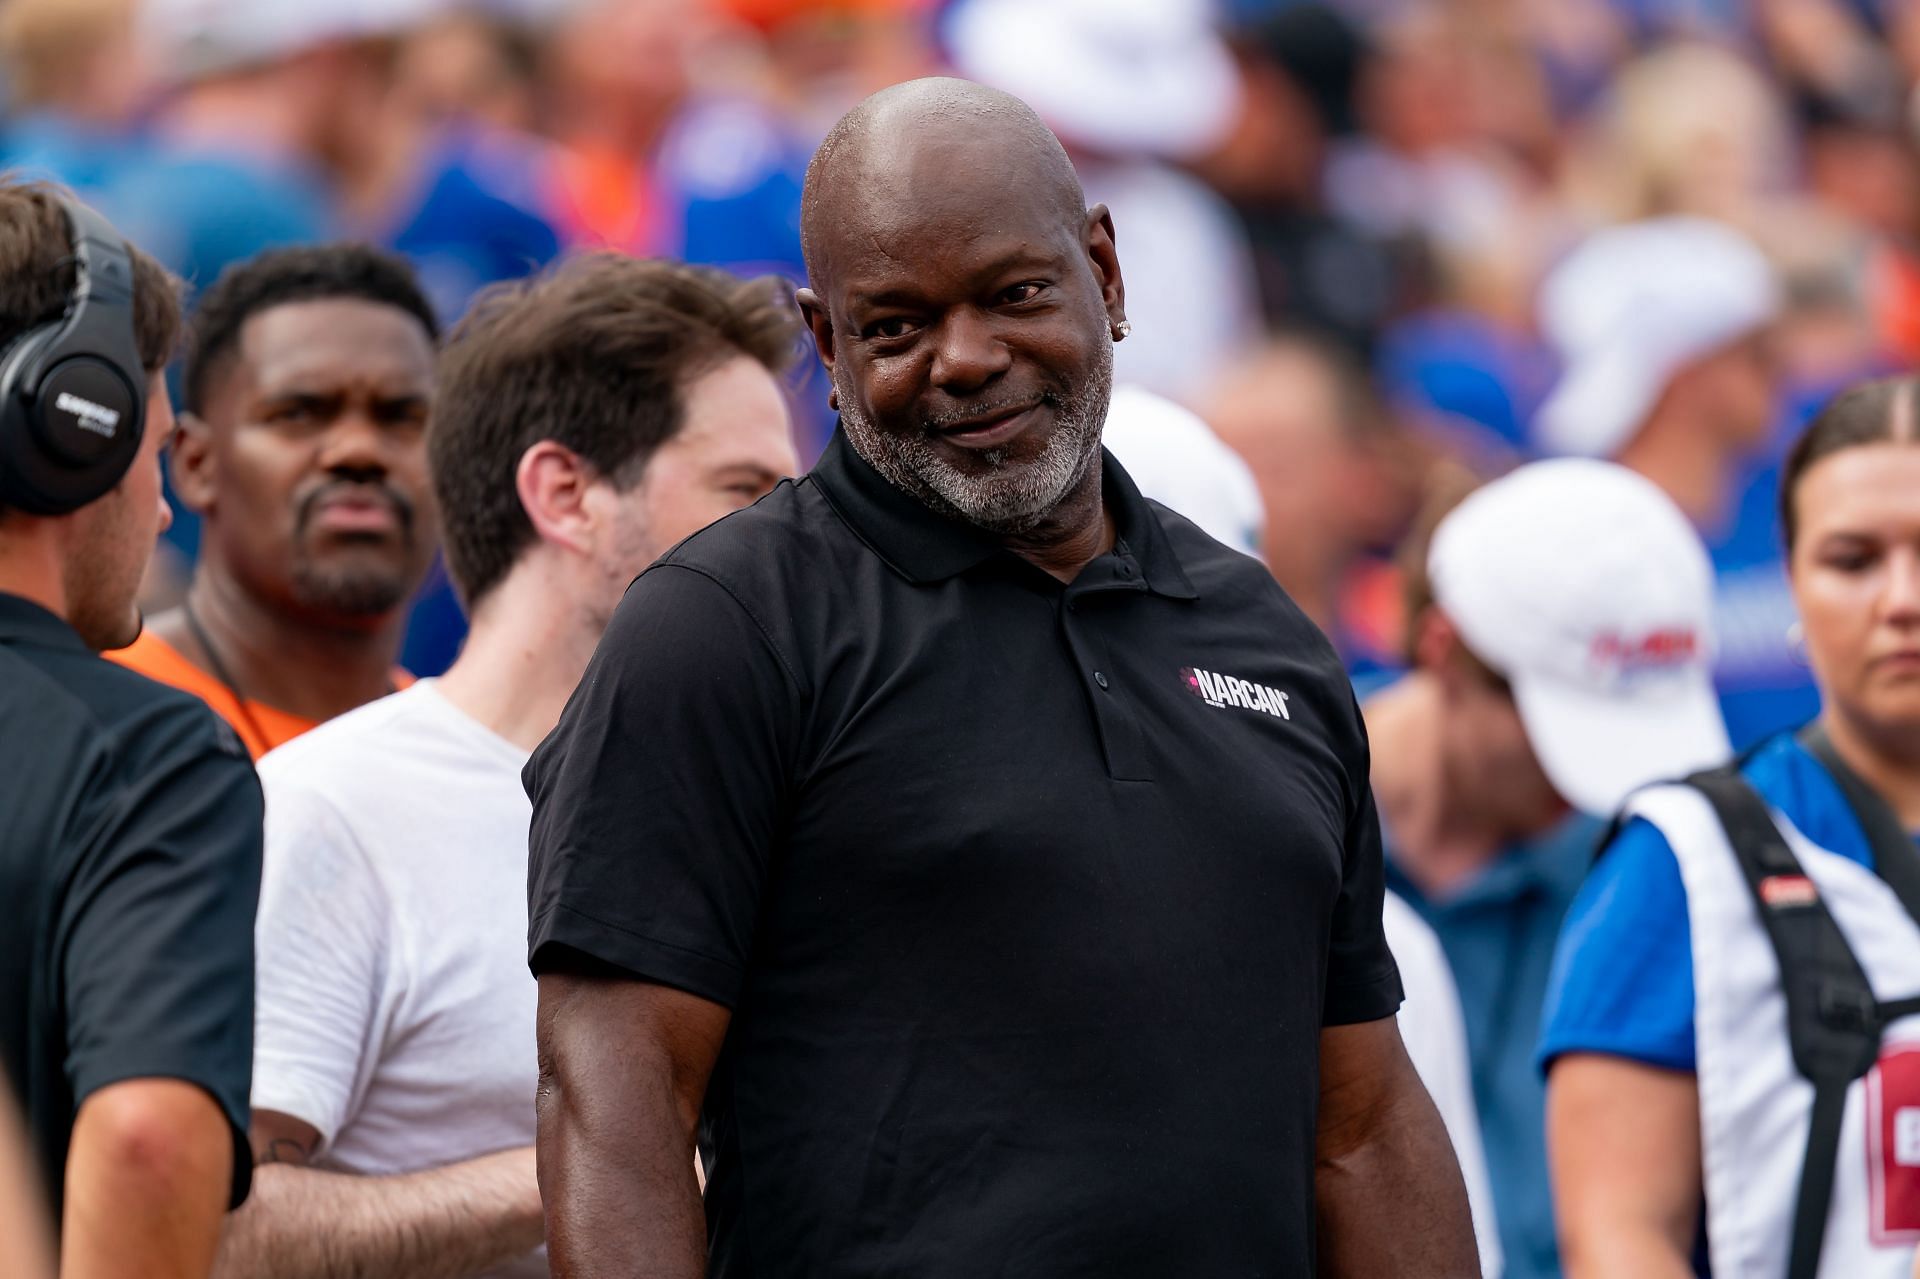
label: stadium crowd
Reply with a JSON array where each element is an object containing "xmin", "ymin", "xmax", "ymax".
[{"xmin": 6, "ymin": 0, "xmax": 1920, "ymax": 1277}]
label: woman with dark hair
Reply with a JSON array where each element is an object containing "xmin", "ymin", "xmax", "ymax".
[{"xmin": 1537, "ymin": 376, "xmax": 1920, "ymax": 1279}]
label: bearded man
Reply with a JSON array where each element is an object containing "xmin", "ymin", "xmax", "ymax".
[
  {"xmin": 524, "ymin": 78, "xmax": 1478, "ymax": 1279},
  {"xmin": 111, "ymin": 244, "xmax": 439, "ymax": 756}
]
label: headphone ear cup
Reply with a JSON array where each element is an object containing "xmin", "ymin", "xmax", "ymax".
[
  {"xmin": 0, "ymin": 344, "xmax": 143, "ymax": 516},
  {"xmin": 0, "ymin": 197, "xmax": 147, "ymax": 517},
  {"xmin": 0, "ymin": 322, "xmax": 63, "ymax": 514}
]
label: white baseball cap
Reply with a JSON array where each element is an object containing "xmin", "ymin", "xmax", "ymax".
[
  {"xmin": 943, "ymin": 0, "xmax": 1243, "ymax": 162},
  {"xmin": 1534, "ymin": 217, "xmax": 1780, "ymax": 459},
  {"xmin": 1101, "ymin": 384, "xmax": 1265, "ymax": 557},
  {"xmin": 143, "ymin": 0, "xmax": 446, "ymax": 82},
  {"xmin": 1427, "ymin": 458, "xmax": 1731, "ymax": 815}
]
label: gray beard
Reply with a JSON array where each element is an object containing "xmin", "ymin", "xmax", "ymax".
[{"xmin": 838, "ymin": 339, "xmax": 1113, "ymax": 535}]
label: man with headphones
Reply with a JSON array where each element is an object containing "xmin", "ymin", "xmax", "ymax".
[{"xmin": 0, "ymin": 179, "xmax": 262, "ymax": 1277}]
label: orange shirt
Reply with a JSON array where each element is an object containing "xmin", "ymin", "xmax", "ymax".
[{"xmin": 107, "ymin": 630, "xmax": 412, "ymax": 760}]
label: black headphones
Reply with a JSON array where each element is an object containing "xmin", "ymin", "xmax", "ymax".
[{"xmin": 0, "ymin": 196, "xmax": 145, "ymax": 516}]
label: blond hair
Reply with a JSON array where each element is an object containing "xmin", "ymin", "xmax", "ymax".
[{"xmin": 0, "ymin": 0, "xmax": 136, "ymax": 111}]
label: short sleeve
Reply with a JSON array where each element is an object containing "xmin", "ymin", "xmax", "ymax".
[
  {"xmin": 1322, "ymin": 702, "xmax": 1404, "ymax": 1026},
  {"xmin": 1536, "ymin": 818, "xmax": 1697, "ymax": 1075},
  {"xmin": 60, "ymin": 712, "xmax": 262, "ymax": 1208},
  {"xmin": 525, "ymin": 564, "xmax": 800, "ymax": 1008},
  {"xmin": 250, "ymin": 778, "xmax": 393, "ymax": 1152}
]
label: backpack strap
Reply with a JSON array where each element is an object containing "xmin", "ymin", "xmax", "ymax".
[
  {"xmin": 1682, "ymin": 765, "xmax": 1885, "ymax": 1279},
  {"xmin": 1798, "ymin": 722, "xmax": 1920, "ymax": 933}
]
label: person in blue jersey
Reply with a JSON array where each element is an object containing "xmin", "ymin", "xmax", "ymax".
[
  {"xmin": 1366, "ymin": 458, "xmax": 1734, "ymax": 1279},
  {"xmin": 1541, "ymin": 375, "xmax": 1920, "ymax": 1279},
  {"xmin": 1531, "ymin": 217, "xmax": 1814, "ymax": 748}
]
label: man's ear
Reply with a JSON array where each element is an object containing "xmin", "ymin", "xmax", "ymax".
[
  {"xmin": 796, "ymin": 287, "xmax": 840, "ymax": 412},
  {"xmin": 169, "ymin": 412, "xmax": 218, "ymax": 516},
  {"xmin": 1085, "ymin": 203, "xmax": 1128, "ymax": 332},
  {"xmin": 1412, "ymin": 606, "xmax": 1464, "ymax": 682},
  {"xmin": 516, "ymin": 440, "xmax": 596, "ymax": 556},
  {"xmin": 796, "ymin": 287, "xmax": 836, "ymax": 378}
]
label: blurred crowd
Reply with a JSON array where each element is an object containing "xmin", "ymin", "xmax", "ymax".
[
  {"xmin": 8, "ymin": 1, "xmax": 1920, "ymax": 1277},
  {"xmin": 0, "ymin": 0, "xmax": 1910, "ymax": 734}
]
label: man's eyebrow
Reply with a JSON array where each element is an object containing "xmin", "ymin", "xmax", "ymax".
[
  {"xmin": 714, "ymin": 461, "xmax": 784, "ymax": 482},
  {"xmin": 842, "ymin": 247, "xmax": 1068, "ymax": 311},
  {"xmin": 844, "ymin": 287, "xmax": 922, "ymax": 311},
  {"xmin": 253, "ymin": 387, "xmax": 339, "ymax": 406}
]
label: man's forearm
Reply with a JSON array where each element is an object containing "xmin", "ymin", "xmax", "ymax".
[
  {"xmin": 1315, "ymin": 1081, "xmax": 1480, "ymax": 1277},
  {"xmin": 535, "ymin": 974, "xmax": 728, "ymax": 1278},
  {"xmin": 211, "ymin": 1148, "xmax": 543, "ymax": 1279},
  {"xmin": 538, "ymin": 1061, "xmax": 707, "ymax": 1277}
]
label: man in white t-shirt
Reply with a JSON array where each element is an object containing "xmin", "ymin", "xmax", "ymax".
[
  {"xmin": 213, "ymin": 256, "xmax": 802, "ymax": 1279},
  {"xmin": 1385, "ymin": 892, "xmax": 1504, "ymax": 1279}
]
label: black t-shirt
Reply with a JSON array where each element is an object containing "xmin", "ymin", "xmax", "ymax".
[
  {"xmin": 526, "ymin": 433, "xmax": 1402, "ymax": 1277},
  {"xmin": 0, "ymin": 593, "xmax": 261, "ymax": 1220}
]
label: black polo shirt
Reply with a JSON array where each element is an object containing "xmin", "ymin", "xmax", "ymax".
[
  {"xmin": 527, "ymin": 431, "xmax": 1402, "ymax": 1277},
  {"xmin": 0, "ymin": 593, "xmax": 260, "ymax": 1221}
]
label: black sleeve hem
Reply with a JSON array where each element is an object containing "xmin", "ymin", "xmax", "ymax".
[
  {"xmin": 1321, "ymin": 964, "xmax": 1405, "ymax": 1028},
  {"xmin": 529, "ymin": 903, "xmax": 743, "ymax": 1010}
]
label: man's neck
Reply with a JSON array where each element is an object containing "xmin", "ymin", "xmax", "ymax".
[
  {"xmin": 1003, "ymin": 466, "xmax": 1115, "ymax": 584},
  {"xmin": 1822, "ymin": 707, "xmax": 1920, "ymax": 833},
  {"xmin": 1616, "ymin": 408, "xmax": 1737, "ymax": 534},
  {"xmin": 1364, "ymin": 675, "xmax": 1524, "ymax": 897},
  {"xmin": 433, "ymin": 562, "xmax": 604, "ymax": 753},
  {"xmin": 1263, "ymin": 536, "xmax": 1345, "ymax": 635},
  {"xmin": 157, "ymin": 565, "xmax": 405, "ymax": 722},
  {"xmin": 0, "ymin": 527, "xmax": 66, "ymax": 623}
]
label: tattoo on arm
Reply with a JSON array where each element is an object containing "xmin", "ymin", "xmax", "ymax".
[{"xmin": 257, "ymin": 1137, "xmax": 313, "ymax": 1167}]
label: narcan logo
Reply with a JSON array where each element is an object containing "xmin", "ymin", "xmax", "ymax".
[
  {"xmin": 54, "ymin": 391, "xmax": 121, "ymax": 437},
  {"xmin": 1181, "ymin": 666, "xmax": 1290, "ymax": 720}
]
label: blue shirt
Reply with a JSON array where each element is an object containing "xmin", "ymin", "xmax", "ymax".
[
  {"xmin": 0, "ymin": 114, "xmax": 334, "ymax": 300},
  {"xmin": 1386, "ymin": 813, "xmax": 1603, "ymax": 1279},
  {"xmin": 1538, "ymin": 733, "xmax": 1888, "ymax": 1075},
  {"xmin": 1706, "ymin": 457, "xmax": 1820, "ymax": 751}
]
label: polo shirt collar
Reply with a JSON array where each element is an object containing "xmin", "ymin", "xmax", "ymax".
[
  {"xmin": 0, "ymin": 592, "xmax": 88, "ymax": 653},
  {"xmin": 811, "ymin": 426, "xmax": 1199, "ymax": 599}
]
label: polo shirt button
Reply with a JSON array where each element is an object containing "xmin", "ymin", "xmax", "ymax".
[{"xmin": 1094, "ymin": 671, "xmax": 1110, "ymax": 690}]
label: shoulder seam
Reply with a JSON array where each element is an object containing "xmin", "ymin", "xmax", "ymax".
[{"xmin": 642, "ymin": 562, "xmax": 806, "ymax": 692}]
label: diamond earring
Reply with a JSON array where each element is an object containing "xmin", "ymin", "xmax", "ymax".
[{"xmin": 1112, "ymin": 320, "xmax": 1132, "ymax": 341}]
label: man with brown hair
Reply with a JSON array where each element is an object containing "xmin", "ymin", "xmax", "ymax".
[
  {"xmin": 1365, "ymin": 460, "xmax": 1733, "ymax": 1279},
  {"xmin": 0, "ymin": 179, "xmax": 261, "ymax": 1277},
  {"xmin": 213, "ymin": 252, "xmax": 799, "ymax": 1279}
]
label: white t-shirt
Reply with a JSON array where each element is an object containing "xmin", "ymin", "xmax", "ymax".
[
  {"xmin": 253, "ymin": 681, "xmax": 541, "ymax": 1279},
  {"xmin": 1384, "ymin": 890, "xmax": 1505, "ymax": 1279}
]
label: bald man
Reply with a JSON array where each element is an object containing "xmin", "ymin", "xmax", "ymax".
[{"xmin": 525, "ymin": 79, "xmax": 1477, "ymax": 1278}]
